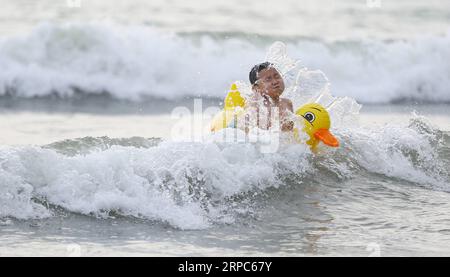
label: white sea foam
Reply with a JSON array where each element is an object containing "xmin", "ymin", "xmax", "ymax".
[
  {"xmin": 0, "ymin": 115, "xmax": 448, "ymax": 229},
  {"xmin": 0, "ymin": 141, "xmax": 314, "ymax": 229},
  {"xmin": 0, "ymin": 22, "xmax": 449, "ymax": 103},
  {"xmin": 1, "ymin": 24, "xmax": 448, "ymax": 229}
]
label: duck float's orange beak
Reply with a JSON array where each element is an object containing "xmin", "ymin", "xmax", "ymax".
[{"xmin": 313, "ymin": 129, "xmax": 340, "ymax": 147}]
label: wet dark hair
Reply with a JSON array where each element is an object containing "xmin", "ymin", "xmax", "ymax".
[{"xmin": 249, "ymin": 62, "xmax": 273, "ymax": 85}]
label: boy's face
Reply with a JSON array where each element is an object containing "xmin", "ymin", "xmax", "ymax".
[{"xmin": 253, "ymin": 67, "xmax": 285, "ymax": 99}]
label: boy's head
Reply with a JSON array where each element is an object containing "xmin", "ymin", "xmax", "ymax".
[{"xmin": 249, "ymin": 62, "xmax": 285, "ymax": 100}]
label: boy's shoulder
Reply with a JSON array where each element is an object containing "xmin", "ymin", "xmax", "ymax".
[
  {"xmin": 279, "ymin": 97, "xmax": 293, "ymax": 109},
  {"xmin": 280, "ymin": 97, "xmax": 292, "ymax": 104},
  {"xmin": 280, "ymin": 98, "xmax": 292, "ymax": 106}
]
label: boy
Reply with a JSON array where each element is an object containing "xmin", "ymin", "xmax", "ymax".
[{"xmin": 248, "ymin": 62, "xmax": 294, "ymax": 132}]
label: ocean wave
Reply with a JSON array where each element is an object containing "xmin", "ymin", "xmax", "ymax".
[
  {"xmin": 0, "ymin": 115, "xmax": 448, "ymax": 229},
  {"xmin": 0, "ymin": 22, "xmax": 449, "ymax": 104}
]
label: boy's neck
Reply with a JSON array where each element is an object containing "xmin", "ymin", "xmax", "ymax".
[{"xmin": 263, "ymin": 94, "xmax": 280, "ymax": 105}]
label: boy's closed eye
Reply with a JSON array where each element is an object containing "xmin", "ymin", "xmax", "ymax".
[{"xmin": 263, "ymin": 73, "xmax": 281, "ymax": 83}]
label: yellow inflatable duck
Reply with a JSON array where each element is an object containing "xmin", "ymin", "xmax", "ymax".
[
  {"xmin": 210, "ymin": 83, "xmax": 246, "ymax": 132},
  {"xmin": 295, "ymin": 103, "xmax": 339, "ymax": 149},
  {"xmin": 210, "ymin": 84, "xmax": 339, "ymax": 150}
]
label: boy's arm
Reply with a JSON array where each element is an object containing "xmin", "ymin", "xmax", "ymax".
[
  {"xmin": 286, "ymin": 98, "xmax": 293, "ymax": 112},
  {"xmin": 281, "ymin": 99, "xmax": 294, "ymax": 131}
]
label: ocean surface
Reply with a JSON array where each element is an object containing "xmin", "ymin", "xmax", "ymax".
[{"xmin": 0, "ymin": 0, "xmax": 449, "ymax": 256}]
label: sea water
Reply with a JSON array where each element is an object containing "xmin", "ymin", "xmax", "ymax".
[{"xmin": 0, "ymin": 0, "xmax": 450, "ymax": 256}]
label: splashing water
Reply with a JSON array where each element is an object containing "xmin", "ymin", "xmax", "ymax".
[{"xmin": 1, "ymin": 44, "xmax": 448, "ymax": 232}]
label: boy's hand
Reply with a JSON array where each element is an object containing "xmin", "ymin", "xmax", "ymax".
[{"xmin": 281, "ymin": 121, "xmax": 294, "ymax": 132}]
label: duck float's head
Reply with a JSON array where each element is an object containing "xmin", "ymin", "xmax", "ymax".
[
  {"xmin": 224, "ymin": 83, "xmax": 245, "ymax": 110},
  {"xmin": 295, "ymin": 103, "xmax": 339, "ymax": 149}
]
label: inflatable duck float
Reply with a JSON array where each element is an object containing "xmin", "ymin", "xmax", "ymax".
[{"xmin": 211, "ymin": 84, "xmax": 339, "ymax": 150}]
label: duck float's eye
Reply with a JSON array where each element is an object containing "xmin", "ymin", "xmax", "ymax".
[{"xmin": 304, "ymin": 112, "xmax": 315, "ymax": 123}]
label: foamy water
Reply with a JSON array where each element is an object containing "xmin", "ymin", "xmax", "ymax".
[
  {"xmin": 0, "ymin": 110, "xmax": 449, "ymax": 256},
  {"xmin": 1, "ymin": 0, "xmax": 450, "ymax": 256},
  {"xmin": 0, "ymin": 23, "xmax": 449, "ymax": 103},
  {"xmin": 0, "ymin": 0, "xmax": 449, "ymax": 103}
]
